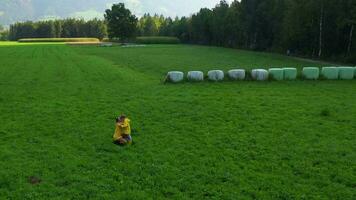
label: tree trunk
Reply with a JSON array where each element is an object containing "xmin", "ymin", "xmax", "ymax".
[
  {"xmin": 252, "ymin": 31, "xmax": 257, "ymax": 49},
  {"xmin": 318, "ymin": 3, "xmax": 324, "ymax": 58},
  {"xmin": 347, "ymin": 24, "xmax": 354, "ymax": 55}
]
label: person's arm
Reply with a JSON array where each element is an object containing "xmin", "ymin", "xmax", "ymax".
[{"xmin": 113, "ymin": 125, "xmax": 122, "ymax": 141}]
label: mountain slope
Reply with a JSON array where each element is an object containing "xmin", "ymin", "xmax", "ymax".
[{"xmin": 0, "ymin": 0, "xmax": 114, "ymax": 25}]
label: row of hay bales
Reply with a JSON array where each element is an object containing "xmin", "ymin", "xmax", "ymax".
[{"xmin": 166, "ymin": 67, "xmax": 356, "ymax": 82}]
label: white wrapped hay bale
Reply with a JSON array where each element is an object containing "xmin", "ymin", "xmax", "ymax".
[
  {"xmin": 251, "ymin": 69, "xmax": 269, "ymax": 81},
  {"xmin": 338, "ymin": 67, "xmax": 354, "ymax": 80},
  {"xmin": 228, "ymin": 69, "xmax": 246, "ymax": 80},
  {"xmin": 283, "ymin": 68, "xmax": 297, "ymax": 80},
  {"xmin": 321, "ymin": 67, "xmax": 339, "ymax": 80},
  {"xmin": 167, "ymin": 71, "xmax": 184, "ymax": 83},
  {"xmin": 187, "ymin": 71, "xmax": 204, "ymax": 82},
  {"xmin": 302, "ymin": 67, "xmax": 320, "ymax": 80},
  {"xmin": 268, "ymin": 68, "xmax": 284, "ymax": 81},
  {"xmin": 207, "ymin": 70, "xmax": 224, "ymax": 81}
]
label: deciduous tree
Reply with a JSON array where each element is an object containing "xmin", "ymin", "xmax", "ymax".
[{"xmin": 105, "ymin": 3, "xmax": 138, "ymax": 41}]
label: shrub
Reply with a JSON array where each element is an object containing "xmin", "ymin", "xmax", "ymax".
[
  {"xmin": 228, "ymin": 69, "xmax": 246, "ymax": 80},
  {"xmin": 18, "ymin": 38, "xmax": 100, "ymax": 43},
  {"xmin": 135, "ymin": 37, "xmax": 180, "ymax": 44},
  {"xmin": 187, "ymin": 71, "xmax": 204, "ymax": 82},
  {"xmin": 0, "ymin": 30, "xmax": 9, "ymax": 41},
  {"xmin": 283, "ymin": 68, "xmax": 297, "ymax": 80},
  {"xmin": 302, "ymin": 67, "xmax": 320, "ymax": 80},
  {"xmin": 207, "ymin": 70, "xmax": 224, "ymax": 81},
  {"xmin": 338, "ymin": 67, "xmax": 354, "ymax": 80},
  {"xmin": 268, "ymin": 68, "xmax": 284, "ymax": 81},
  {"xmin": 321, "ymin": 67, "xmax": 339, "ymax": 80}
]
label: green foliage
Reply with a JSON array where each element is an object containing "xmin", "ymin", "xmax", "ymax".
[
  {"xmin": 36, "ymin": 21, "xmax": 56, "ymax": 38},
  {"xmin": 135, "ymin": 36, "xmax": 180, "ymax": 44},
  {"xmin": 87, "ymin": 19, "xmax": 107, "ymax": 40},
  {"xmin": 9, "ymin": 21, "xmax": 36, "ymax": 40},
  {"xmin": 0, "ymin": 29, "xmax": 9, "ymax": 41},
  {"xmin": 137, "ymin": 14, "xmax": 160, "ymax": 36},
  {"xmin": 18, "ymin": 38, "xmax": 100, "ymax": 43},
  {"xmin": 0, "ymin": 42, "xmax": 355, "ymax": 199},
  {"xmin": 105, "ymin": 3, "xmax": 138, "ymax": 41},
  {"xmin": 137, "ymin": 14, "xmax": 175, "ymax": 37},
  {"xmin": 136, "ymin": 14, "xmax": 190, "ymax": 42},
  {"xmin": 138, "ymin": 0, "xmax": 355, "ymax": 63},
  {"xmin": 9, "ymin": 19, "xmax": 107, "ymax": 41}
]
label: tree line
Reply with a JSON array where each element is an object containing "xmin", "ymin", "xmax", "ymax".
[
  {"xmin": 8, "ymin": 18, "xmax": 107, "ymax": 41},
  {"xmin": 0, "ymin": 25, "xmax": 9, "ymax": 41},
  {"xmin": 133, "ymin": 0, "xmax": 356, "ymax": 63}
]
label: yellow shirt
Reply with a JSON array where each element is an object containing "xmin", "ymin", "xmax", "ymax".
[{"xmin": 113, "ymin": 118, "xmax": 131, "ymax": 141}]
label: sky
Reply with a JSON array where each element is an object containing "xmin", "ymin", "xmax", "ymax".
[
  {"xmin": 120, "ymin": 0, "xmax": 231, "ymax": 17},
  {"xmin": 0, "ymin": 0, "xmax": 232, "ymax": 25},
  {"xmin": 71, "ymin": 0, "xmax": 232, "ymax": 21}
]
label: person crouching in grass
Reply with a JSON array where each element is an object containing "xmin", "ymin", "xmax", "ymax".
[{"xmin": 113, "ymin": 115, "xmax": 132, "ymax": 145}]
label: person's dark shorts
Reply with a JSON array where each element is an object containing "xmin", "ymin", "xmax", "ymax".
[
  {"xmin": 113, "ymin": 135, "xmax": 132, "ymax": 145},
  {"xmin": 123, "ymin": 135, "xmax": 132, "ymax": 141}
]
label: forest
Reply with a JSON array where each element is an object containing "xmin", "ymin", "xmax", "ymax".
[
  {"xmin": 140, "ymin": 0, "xmax": 356, "ymax": 63},
  {"xmin": 7, "ymin": 19, "xmax": 107, "ymax": 40}
]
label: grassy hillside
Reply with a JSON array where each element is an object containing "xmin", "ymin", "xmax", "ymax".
[{"xmin": 0, "ymin": 42, "xmax": 355, "ymax": 199}]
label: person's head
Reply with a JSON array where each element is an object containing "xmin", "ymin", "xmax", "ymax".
[{"xmin": 116, "ymin": 115, "xmax": 126, "ymax": 123}]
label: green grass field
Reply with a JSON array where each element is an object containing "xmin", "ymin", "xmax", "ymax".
[{"xmin": 0, "ymin": 42, "xmax": 355, "ymax": 199}]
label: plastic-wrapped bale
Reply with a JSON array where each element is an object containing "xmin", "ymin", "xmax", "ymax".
[
  {"xmin": 338, "ymin": 67, "xmax": 354, "ymax": 80},
  {"xmin": 302, "ymin": 67, "xmax": 320, "ymax": 80},
  {"xmin": 321, "ymin": 67, "xmax": 339, "ymax": 80},
  {"xmin": 187, "ymin": 71, "xmax": 204, "ymax": 82},
  {"xmin": 251, "ymin": 69, "xmax": 269, "ymax": 81},
  {"xmin": 207, "ymin": 70, "xmax": 224, "ymax": 81},
  {"xmin": 228, "ymin": 69, "xmax": 246, "ymax": 80},
  {"xmin": 268, "ymin": 68, "xmax": 284, "ymax": 80},
  {"xmin": 283, "ymin": 68, "xmax": 297, "ymax": 80},
  {"xmin": 167, "ymin": 71, "xmax": 184, "ymax": 83}
]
